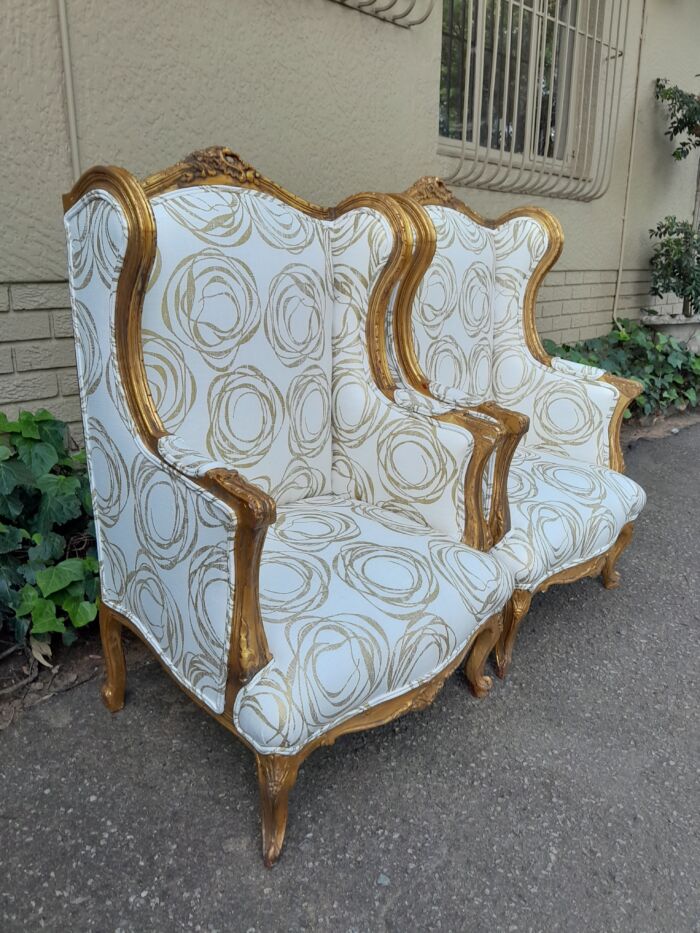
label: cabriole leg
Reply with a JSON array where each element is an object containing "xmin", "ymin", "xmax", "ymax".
[
  {"xmin": 255, "ymin": 752, "xmax": 303, "ymax": 867},
  {"xmin": 99, "ymin": 604, "xmax": 126, "ymax": 712},
  {"xmin": 494, "ymin": 590, "xmax": 532, "ymax": 680},
  {"xmin": 602, "ymin": 522, "xmax": 634, "ymax": 590},
  {"xmin": 464, "ymin": 612, "xmax": 502, "ymax": 698}
]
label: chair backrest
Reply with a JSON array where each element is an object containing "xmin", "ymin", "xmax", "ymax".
[
  {"xmin": 142, "ymin": 185, "xmax": 334, "ymax": 505},
  {"xmin": 410, "ymin": 204, "xmax": 496, "ymax": 405}
]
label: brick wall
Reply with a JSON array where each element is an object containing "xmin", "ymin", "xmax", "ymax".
[
  {"xmin": 0, "ymin": 282, "xmax": 83, "ymax": 441},
  {"xmin": 536, "ymin": 268, "xmax": 678, "ymax": 345},
  {"xmin": 1, "ymin": 269, "xmax": 672, "ymax": 441}
]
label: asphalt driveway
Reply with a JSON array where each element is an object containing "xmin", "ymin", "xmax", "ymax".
[{"xmin": 2, "ymin": 425, "xmax": 699, "ymax": 932}]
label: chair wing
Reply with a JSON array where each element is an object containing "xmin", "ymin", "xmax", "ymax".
[{"xmin": 64, "ymin": 189, "xmax": 240, "ymax": 712}]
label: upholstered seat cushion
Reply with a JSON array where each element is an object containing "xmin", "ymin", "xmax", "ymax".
[
  {"xmin": 234, "ymin": 494, "xmax": 513, "ymax": 754},
  {"xmin": 494, "ymin": 448, "xmax": 646, "ymax": 591}
]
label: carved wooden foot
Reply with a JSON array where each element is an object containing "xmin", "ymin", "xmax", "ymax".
[
  {"xmin": 255, "ymin": 752, "xmax": 302, "ymax": 867},
  {"xmin": 464, "ymin": 612, "xmax": 503, "ymax": 698},
  {"xmin": 602, "ymin": 522, "xmax": 634, "ymax": 590},
  {"xmin": 494, "ymin": 590, "xmax": 532, "ymax": 680},
  {"xmin": 99, "ymin": 604, "xmax": 126, "ymax": 712}
]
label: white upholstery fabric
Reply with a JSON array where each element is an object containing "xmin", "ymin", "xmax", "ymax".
[
  {"xmin": 403, "ymin": 201, "xmax": 647, "ymax": 592},
  {"xmin": 412, "ymin": 206, "xmax": 495, "ymax": 405},
  {"xmin": 415, "ymin": 208, "xmax": 621, "ymax": 469},
  {"xmin": 234, "ymin": 494, "xmax": 513, "ymax": 755},
  {"xmin": 495, "ymin": 448, "xmax": 646, "ymax": 590},
  {"xmin": 65, "ymin": 192, "xmax": 237, "ymax": 712},
  {"xmin": 66, "ymin": 184, "xmax": 509, "ymax": 749},
  {"xmin": 143, "ymin": 187, "xmax": 333, "ymax": 505},
  {"xmin": 330, "ymin": 207, "xmax": 480, "ymax": 541}
]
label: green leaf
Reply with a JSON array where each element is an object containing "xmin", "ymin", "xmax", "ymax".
[
  {"xmin": 13, "ymin": 438, "xmax": 59, "ymax": 476},
  {"xmin": 14, "ymin": 584, "xmax": 39, "ymax": 617},
  {"xmin": 0, "ymin": 458, "xmax": 37, "ymax": 495},
  {"xmin": 35, "ymin": 557, "xmax": 86, "ymax": 598},
  {"xmin": 35, "ymin": 473, "xmax": 81, "ymax": 530},
  {"xmin": 17, "ymin": 411, "xmax": 41, "ymax": 440},
  {"xmin": 0, "ymin": 445, "xmax": 12, "ymax": 462},
  {"xmin": 30, "ymin": 598, "xmax": 65, "ymax": 634},
  {"xmin": 0, "ymin": 523, "xmax": 28, "ymax": 554},
  {"xmin": 0, "ymin": 491, "xmax": 24, "ymax": 521},
  {"xmin": 62, "ymin": 596, "xmax": 98, "ymax": 628},
  {"xmin": 27, "ymin": 531, "xmax": 66, "ymax": 563},
  {"xmin": 61, "ymin": 627, "xmax": 78, "ymax": 646}
]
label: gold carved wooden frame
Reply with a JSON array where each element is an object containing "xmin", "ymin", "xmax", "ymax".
[
  {"xmin": 399, "ymin": 176, "xmax": 641, "ymax": 677},
  {"xmin": 64, "ymin": 147, "xmax": 510, "ymax": 866}
]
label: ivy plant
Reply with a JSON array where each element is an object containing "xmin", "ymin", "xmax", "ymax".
[
  {"xmin": 648, "ymin": 216, "xmax": 700, "ymax": 318},
  {"xmin": 655, "ymin": 78, "xmax": 700, "ymax": 161},
  {"xmin": 544, "ymin": 319, "xmax": 700, "ymax": 419},
  {"xmin": 0, "ymin": 410, "xmax": 99, "ymax": 647}
]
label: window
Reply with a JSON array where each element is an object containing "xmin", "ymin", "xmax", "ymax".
[{"xmin": 439, "ymin": 0, "xmax": 630, "ymax": 200}]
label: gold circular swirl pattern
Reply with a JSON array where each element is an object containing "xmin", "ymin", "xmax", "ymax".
[
  {"xmin": 494, "ymin": 218, "xmax": 548, "ymax": 263},
  {"xmin": 335, "ymin": 543, "xmax": 438, "ymax": 619},
  {"xmin": 293, "ymin": 613, "xmax": 390, "ymax": 728},
  {"xmin": 264, "ymin": 264, "xmax": 327, "ymax": 366},
  {"xmin": 162, "ymin": 249, "xmax": 260, "ymax": 370},
  {"xmin": 86, "ymin": 417, "xmax": 129, "ymax": 528},
  {"xmin": 187, "ymin": 542, "xmax": 232, "ymax": 659},
  {"xmin": 429, "ymin": 540, "xmax": 503, "ymax": 616},
  {"xmin": 206, "ymin": 366, "xmax": 284, "ymax": 465},
  {"xmin": 126, "ymin": 555, "xmax": 185, "ymax": 661},
  {"xmin": 533, "ymin": 380, "xmax": 603, "ymax": 449},
  {"xmin": 287, "ymin": 365, "xmax": 331, "ymax": 458},
  {"xmin": 156, "ymin": 188, "xmax": 253, "ymax": 247},
  {"xmin": 387, "ymin": 615, "xmax": 456, "ymax": 691},
  {"xmin": 273, "ymin": 506, "xmax": 360, "ymax": 553},
  {"xmin": 131, "ymin": 453, "xmax": 198, "ymax": 570},
  {"xmin": 376, "ymin": 418, "xmax": 457, "ymax": 504},
  {"xmin": 459, "ymin": 262, "xmax": 493, "ymax": 338},
  {"xmin": 532, "ymin": 460, "xmax": 607, "ymax": 501},
  {"xmin": 348, "ymin": 500, "xmax": 432, "ymax": 536},
  {"xmin": 273, "ymin": 460, "xmax": 328, "ymax": 504},
  {"xmin": 248, "ymin": 192, "xmax": 319, "ymax": 253},
  {"xmin": 425, "ymin": 335, "xmax": 469, "ymax": 391},
  {"xmin": 331, "ymin": 447, "xmax": 376, "ymax": 501},
  {"xmin": 98, "ymin": 537, "xmax": 128, "ymax": 602},
  {"xmin": 491, "ymin": 347, "xmax": 544, "ymax": 406},
  {"xmin": 521, "ymin": 500, "xmax": 587, "ymax": 570},
  {"xmin": 73, "ymin": 298, "xmax": 102, "ymax": 397},
  {"xmin": 235, "ymin": 668, "xmax": 304, "ymax": 750},
  {"xmin": 415, "ymin": 257, "xmax": 458, "ymax": 339},
  {"xmin": 332, "ymin": 371, "xmax": 387, "ymax": 448},
  {"xmin": 427, "ymin": 205, "xmax": 490, "ymax": 253},
  {"xmin": 70, "ymin": 196, "xmax": 125, "ymax": 290},
  {"xmin": 142, "ymin": 329, "xmax": 197, "ymax": 431},
  {"xmin": 259, "ymin": 550, "xmax": 331, "ymax": 622}
]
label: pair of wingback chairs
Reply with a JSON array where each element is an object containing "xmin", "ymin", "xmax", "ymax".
[{"xmin": 63, "ymin": 147, "xmax": 646, "ymax": 866}]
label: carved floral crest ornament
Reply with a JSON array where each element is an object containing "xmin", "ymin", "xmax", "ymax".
[{"xmin": 62, "ymin": 147, "xmax": 645, "ymax": 865}]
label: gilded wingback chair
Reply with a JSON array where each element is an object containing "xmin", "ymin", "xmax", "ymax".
[
  {"xmin": 393, "ymin": 178, "xmax": 646, "ymax": 678},
  {"xmin": 63, "ymin": 149, "xmax": 522, "ymax": 866}
]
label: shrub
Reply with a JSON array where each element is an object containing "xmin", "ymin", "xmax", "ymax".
[
  {"xmin": 655, "ymin": 78, "xmax": 700, "ymax": 162},
  {"xmin": 648, "ymin": 216, "xmax": 700, "ymax": 318},
  {"xmin": 543, "ymin": 319, "xmax": 700, "ymax": 419},
  {"xmin": 0, "ymin": 410, "xmax": 99, "ymax": 647}
]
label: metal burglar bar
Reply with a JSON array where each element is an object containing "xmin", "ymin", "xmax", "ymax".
[
  {"xmin": 327, "ymin": 0, "xmax": 436, "ymax": 28},
  {"xmin": 439, "ymin": 0, "xmax": 631, "ymax": 200}
]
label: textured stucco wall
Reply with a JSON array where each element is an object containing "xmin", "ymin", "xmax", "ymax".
[{"xmin": 1, "ymin": 0, "xmax": 699, "ymax": 430}]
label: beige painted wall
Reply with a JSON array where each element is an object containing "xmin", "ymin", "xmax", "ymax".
[{"xmin": 1, "ymin": 0, "xmax": 699, "ymax": 431}]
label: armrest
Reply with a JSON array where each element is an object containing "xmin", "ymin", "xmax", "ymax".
[
  {"xmin": 360, "ymin": 385, "xmax": 527, "ymax": 550},
  {"xmin": 158, "ymin": 434, "xmax": 276, "ymax": 702},
  {"xmin": 407, "ymin": 384, "xmax": 529, "ymax": 546}
]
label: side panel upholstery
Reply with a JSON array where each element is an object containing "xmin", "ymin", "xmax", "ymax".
[
  {"xmin": 65, "ymin": 190, "xmax": 236, "ymax": 712},
  {"xmin": 491, "ymin": 216, "xmax": 618, "ymax": 466},
  {"xmin": 142, "ymin": 186, "xmax": 334, "ymax": 504}
]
